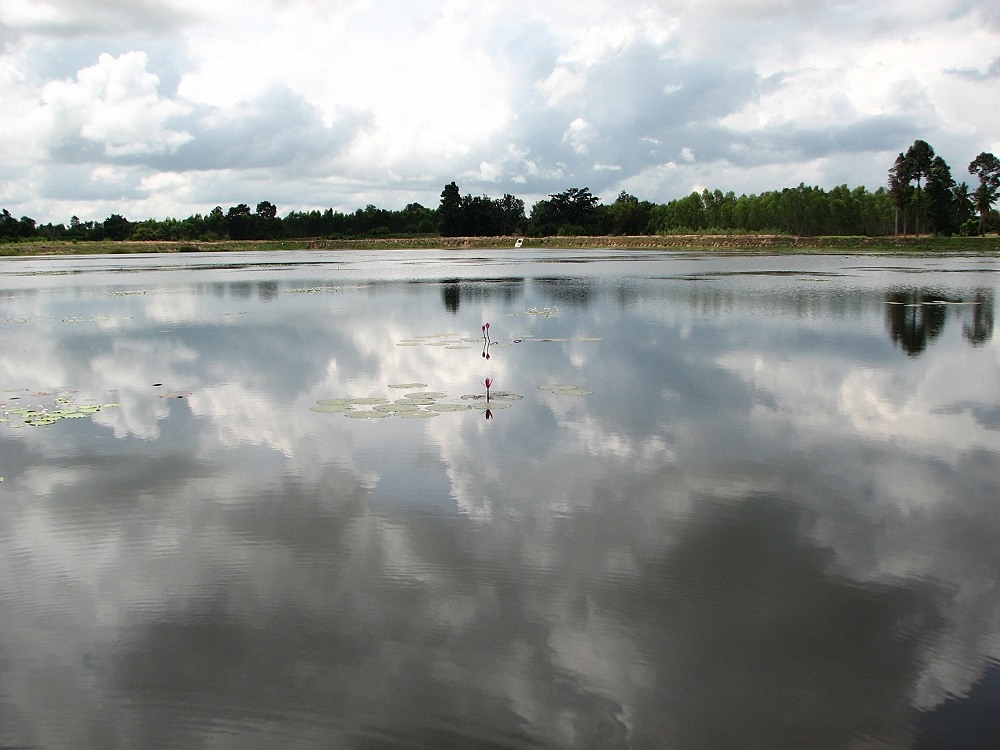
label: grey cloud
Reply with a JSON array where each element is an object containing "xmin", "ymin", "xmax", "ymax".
[
  {"xmin": 10, "ymin": 0, "xmax": 197, "ymax": 38},
  {"xmin": 153, "ymin": 87, "xmax": 372, "ymax": 174},
  {"xmin": 948, "ymin": 56, "xmax": 1000, "ymax": 80},
  {"xmin": 39, "ymin": 165, "xmax": 144, "ymax": 202},
  {"xmin": 46, "ymin": 86, "xmax": 371, "ymax": 176},
  {"xmin": 719, "ymin": 115, "xmax": 918, "ymax": 167},
  {"xmin": 466, "ymin": 39, "xmax": 764, "ymax": 197}
]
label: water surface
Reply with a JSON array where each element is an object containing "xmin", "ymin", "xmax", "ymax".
[{"xmin": 1, "ymin": 249, "xmax": 998, "ymax": 749}]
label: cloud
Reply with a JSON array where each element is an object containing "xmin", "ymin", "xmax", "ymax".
[
  {"xmin": 0, "ymin": 0, "xmax": 199, "ymax": 38},
  {"xmin": 157, "ymin": 88, "xmax": 372, "ymax": 174},
  {"xmin": 42, "ymin": 51, "xmax": 192, "ymax": 159},
  {"xmin": 2, "ymin": 0, "xmax": 999, "ymax": 222},
  {"xmin": 948, "ymin": 56, "xmax": 1000, "ymax": 80}
]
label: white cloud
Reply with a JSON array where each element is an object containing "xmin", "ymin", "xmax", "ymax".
[
  {"xmin": 41, "ymin": 51, "xmax": 192, "ymax": 157},
  {"xmin": 0, "ymin": 0, "xmax": 997, "ymax": 222}
]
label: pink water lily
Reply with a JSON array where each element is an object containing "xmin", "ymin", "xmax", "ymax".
[{"xmin": 482, "ymin": 377, "xmax": 493, "ymax": 400}]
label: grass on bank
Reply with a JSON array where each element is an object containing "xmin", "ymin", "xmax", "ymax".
[{"xmin": 1, "ymin": 234, "xmax": 999, "ymax": 256}]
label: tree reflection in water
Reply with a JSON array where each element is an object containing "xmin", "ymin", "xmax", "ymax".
[{"xmin": 885, "ymin": 288, "xmax": 994, "ymax": 355}]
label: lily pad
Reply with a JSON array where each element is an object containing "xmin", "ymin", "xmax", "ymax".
[
  {"xmin": 311, "ymin": 402, "xmax": 353, "ymax": 413},
  {"xmin": 388, "ymin": 383, "xmax": 428, "ymax": 389},
  {"xmin": 488, "ymin": 391, "xmax": 523, "ymax": 401},
  {"xmin": 344, "ymin": 410, "xmax": 391, "ymax": 419},
  {"xmin": 398, "ymin": 410, "xmax": 439, "ymax": 418},
  {"xmin": 538, "ymin": 383, "xmax": 593, "ymax": 396},
  {"xmin": 404, "ymin": 391, "xmax": 447, "ymax": 400},
  {"xmin": 348, "ymin": 397, "xmax": 390, "ymax": 405},
  {"xmin": 426, "ymin": 403, "xmax": 472, "ymax": 412},
  {"xmin": 373, "ymin": 402, "xmax": 421, "ymax": 412}
]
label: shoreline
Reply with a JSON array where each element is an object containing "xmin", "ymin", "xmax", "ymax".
[{"xmin": 2, "ymin": 234, "xmax": 999, "ymax": 256}]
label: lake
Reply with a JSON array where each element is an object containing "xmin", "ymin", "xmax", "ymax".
[{"xmin": 1, "ymin": 249, "xmax": 998, "ymax": 749}]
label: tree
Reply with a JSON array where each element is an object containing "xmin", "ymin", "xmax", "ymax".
[
  {"xmin": 205, "ymin": 206, "xmax": 227, "ymax": 239},
  {"xmin": 0, "ymin": 208, "xmax": 20, "ymax": 238},
  {"xmin": 904, "ymin": 140, "xmax": 935, "ymax": 235},
  {"xmin": 952, "ymin": 182, "xmax": 975, "ymax": 233},
  {"xmin": 226, "ymin": 203, "xmax": 253, "ymax": 240},
  {"xmin": 102, "ymin": 214, "xmax": 132, "ymax": 241},
  {"xmin": 888, "ymin": 153, "xmax": 913, "ymax": 235},
  {"xmin": 607, "ymin": 191, "xmax": 651, "ymax": 234},
  {"xmin": 968, "ymin": 152, "xmax": 1000, "ymax": 235},
  {"xmin": 495, "ymin": 193, "xmax": 525, "ymax": 235},
  {"xmin": 438, "ymin": 182, "xmax": 464, "ymax": 237},
  {"xmin": 924, "ymin": 156, "xmax": 957, "ymax": 235},
  {"xmin": 530, "ymin": 187, "xmax": 600, "ymax": 235},
  {"xmin": 256, "ymin": 201, "xmax": 277, "ymax": 222},
  {"xmin": 401, "ymin": 202, "xmax": 437, "ymax": 234},
  {"xmin": 18, "ymin": 215, "xmax": 37, "ymax": 238}
]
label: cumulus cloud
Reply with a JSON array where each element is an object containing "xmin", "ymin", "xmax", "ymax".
[
  {"xmin": 41, "ymin": 51, "xmax": 192, "ymax": 160},
  {"xmin": 1, "ymin": 0, "xmax": 998, "ymax": 221}
]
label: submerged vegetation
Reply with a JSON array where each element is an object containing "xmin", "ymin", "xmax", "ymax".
[{"xmin": 2, "ymin": 141, "xmax": 998, "ymax": 254}]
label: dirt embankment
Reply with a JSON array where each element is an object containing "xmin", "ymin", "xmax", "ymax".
[{"xmin": 3, "ymin": 234, "xmax": 999, "ymax": 256}]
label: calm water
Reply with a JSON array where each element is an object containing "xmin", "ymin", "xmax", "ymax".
[{"xmin": 1, "ymin": 249, "xmax": 998, "ymax": 749}]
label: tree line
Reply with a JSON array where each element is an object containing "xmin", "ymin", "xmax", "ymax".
[{"xmin": 3, "ymin": 142, "xmax": 997, "ymax": 243}]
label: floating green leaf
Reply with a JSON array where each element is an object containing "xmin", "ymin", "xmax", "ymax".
[
  {"xmin": 311, "ymin": 402, "xmax": 353, "ymax": 413},
  {"xmin": 373, "ymin": 402, "xmax": 421, "ymax": 413},
  {"xmin": 404, "ymin": 391, "xmax": 447, "ymax": 400},
  {"xmin": 3, "ymin": 398, "xmax": 120, "ymax": 427},
  {"xmin": 388, "ymin": 383, "xmax": 428, "ymax": 389},
  {"xmin": 538, "ymin": 383, "xmax": 593, "ymax": 396},
  {"xmin": 426, "ymin": 403, "xmax": 472, "ymax": 412},
  {"xmin": 398, "ymin": 410, "xmax": 439, "ymax": 418},
  {"xmin": 489, "ymin": 391, "xmax": 523, "ymax": 401},
  {"xmin": 344, "ymin": 410, "xmax": 391, "ymax": 419}
]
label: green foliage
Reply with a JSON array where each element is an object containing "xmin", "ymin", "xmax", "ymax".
[
  {"xmin": 969, "ymin": 152, "xmax": 1000, "ymax": 235},
  {"xmin": 5, "ymin": 142, "xmax": 997, "ymax": 244},
  {"xmin": 924, "ymin": 156, "xmax": 957, "ymax": 236},
  {"xmin": 529, "ymin": 187, "xmax": 600, "ymax": 235},
  {"xmin": 648, "ymin": 183, "xmax": 894, "ymax": 237},
  {"xmin": 437, "ymin": 183, "xmax": 526, "ymax": 236}
]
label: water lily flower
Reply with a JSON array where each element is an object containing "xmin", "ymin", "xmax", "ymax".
[{"xmin": 482, "ymin": 377, "xmax": 493, "ymax": 400}]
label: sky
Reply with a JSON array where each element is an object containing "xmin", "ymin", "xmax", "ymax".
[{"xmin": 1, "ymin": 0, "xmax": 998, "ymax": 225}]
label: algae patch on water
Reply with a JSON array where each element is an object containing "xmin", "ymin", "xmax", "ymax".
[
  {"xmin": 3, "ymin": 393, "xmax": 120, "ymax": 428},
  {"xmin": 312, "ymin": 386, "xmax": 521, "ymax": 421}
]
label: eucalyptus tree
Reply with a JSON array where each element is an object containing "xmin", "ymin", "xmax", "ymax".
[
  {"xmin": 904, "ymin": 140, "xmax": 935, "ymax": 235},
  {"xmin": 924, "ymin": 155, "xmax": 957, "ymax": 235},
  {"xmin": 888, "ymin": 152, "xmax": 913, "ymax": 235},
  {"xmin": 968, "ymin": 151, "xmax": 1000, "ymax": 235}
]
